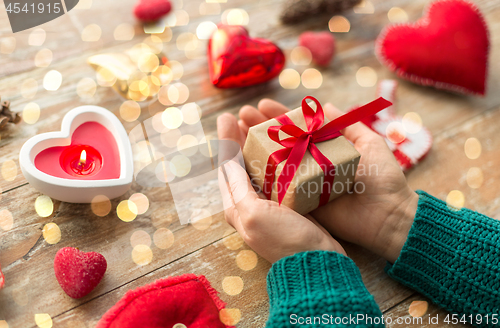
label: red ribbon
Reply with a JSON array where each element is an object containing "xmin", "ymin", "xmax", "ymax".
[{"xmin": 263, "ymin": 96, "xmax": 392, "ymax": 205}]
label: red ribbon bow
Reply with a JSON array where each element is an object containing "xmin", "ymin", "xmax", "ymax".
[{"xmin": 264, "ymin": 96, "xmax": 392, "ymax": 206}]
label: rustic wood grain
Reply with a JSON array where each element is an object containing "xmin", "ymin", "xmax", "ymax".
[{"xmin": 1, "ymin": 0, "xmax": 500, "ymax": 327}]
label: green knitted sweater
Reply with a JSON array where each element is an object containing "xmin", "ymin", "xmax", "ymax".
[{"xmin": 266, "ymin": 191, "xmax": 500, "ymax": 327}]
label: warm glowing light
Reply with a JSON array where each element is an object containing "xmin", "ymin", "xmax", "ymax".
[
  {"xmin": 220, "ymin": 309, "xmax": 241, "ymax": 326},
  {"xmin": 80, "ymin": 150, "xmax": 87, "ymax": 166},
  {"xmin": 386, "ymin": 122, "xmax": 406, "ymax": 144},
  {"xmin": 446, "ymin": 190, "xmax": 465, "ymax": 210},
  {"xmin": 23, "ymin": 102, "xmax": 41, "ymax": 124},
  {"xmin": 222, "ymin": 276, "xmax": 244, "ymax": 295},
  {"xmin": 388, "ymin": 7, "xmax": 409, "ymax": 23},
  {"xmin": 354, "ymin": 0, "xmax": 375, "ymax": 14},
  {"xmin": 42, "ymin": 223, "xmax": 61, "ymax": 244},
  {"xmin": 402, "ymin": 112, "xmax": 422, "ymax": 134},
  {"xmin": 223, "ymin": 230, "xmax": 244, "ymax": 250},
  {"xmin": 29, "ymin": 29, "xmax": 46, "ymax": 46},
  {"xmin": 236, "ymin": 250, "xmax": 258, "ymax": 271},
  {"xmin": 409, "ymin": 301, "xmax": 428, "ymax": 317},
  {"xmin": 301, "ymin": 68, "xmax": 323, "ymax": 89},
  {"xmin": 356, "ymin": 66, "xmax": 377, "ymax": 87},
  {"xmin": 0, "ymin": 209, "xmax": 13, "ymax": 231},
  {"xmin": 290, "ymin": 46, "xmax": 312, "ymax": 65},
  {"xmin": 464, "ymin": 138, "xmax": 481, "ymax": 159},
  {"xmin": 279, "ymin": 69, "xmax": 300, "ymax": 89},
  {"xmin": 35, "ymin": 313, "xmax": 52, "ymax": 328},
  {"xmin": 43, "ymin": 70, "xmax": 62, "ymax": 91},
  {"xmin": 329, "ymin": 16, "xmax": 350, "ymax": 33},
  {"xmin": 466, "ymin": 167, "xmax": 483, "ymax": 189},
  {"xmin": 36, "ymin": 195, "xmax": 54, "ymax": 217}
]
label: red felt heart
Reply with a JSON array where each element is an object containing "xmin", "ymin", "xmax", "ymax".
[
  {"xmin": 96, "ymin": 274, "xmax": 234, "ymax": 328},
  {"xmin": 376, "ymin": 0, "xmax": 489, "ymax": 96},
  {"xmin": 54, "ymin": 247, "xmax": 107, "ymax": 299},
  {"xmin": 0, "ymin": 263, "xmax": 4, "ymax": 289},
  {"xmin": 208, "ymin": 24, "xmax": 285, "ymax": 88},
  {"xmin": 299, "ymin": 31, "xmax": 335, "ymax": 66},
  {"xmin": 134, "ymin": 0, "xmax": 172, "ymax": 22},
  {"xmin": 34, "ymin": 122, "xmax": 120, "ymax": 180}
]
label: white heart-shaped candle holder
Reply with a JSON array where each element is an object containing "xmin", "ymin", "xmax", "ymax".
[{"xmin": 20, "ymin": 106, "xmax": 134, "ymax": 203}]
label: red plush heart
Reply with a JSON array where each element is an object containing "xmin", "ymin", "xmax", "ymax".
[
  {"xmin": 208, "ymin": 24, "xmax": 285, "ymax": 88},
  {"xmin": 96, "ymin": 274, "xmax": 234, "ymax": 328},
  {"xmin": 54, "ymin": 247, "xmax": 107, "ymax": 299},
  {"xmin": 134, "ymin": 0, "xmax": 172, "ymax": 22},
  {"xmin": 0, "ymin": 263, "xmax": 4, "ymax": 289},
  {"xmin": 299, "ymin": 31, "xmax": 335, "ymax": 66},
  {"xmin": 376, "ymin": 0, "xmax": 489, "ymax": 96}
]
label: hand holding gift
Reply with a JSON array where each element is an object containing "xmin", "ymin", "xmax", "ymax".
[{"xmin": 217, "ymin": 98, "xmax": 419, "ymax": 263}]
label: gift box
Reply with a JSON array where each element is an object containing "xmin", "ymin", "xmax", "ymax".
[{"xmin": 242, "ymin": 96, "xmax": 391, "ymax": 214}]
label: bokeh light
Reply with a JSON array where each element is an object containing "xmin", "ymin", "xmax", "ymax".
[
  {"xmin": 353, "ymin": 0, "xmax": 375, "ymax": 14},
  {"xmin": 0, "ymin": 37, "xmax": 16, "ymax": 54},
  {"xmin": 329, "ymin": 16, "xmax": 350, "ymax": 33},
  {"xmin": 35, "ymin": 195, "xmax": 53, "ymax": 217},
  {"xmin": 219, "ymin": 309, "xmax": 241, "ymax": 326},
  {"xmin": 169, "ymin": 154, "xmax": 191, "ymax": 177},
  {"xmin": 2, "ymin": 160, "xmax": 17, "ymax": 181},
  {"xmin": 43, "ymin": 70, "xmax": 62, "ymax": 91},
  {"xmin": 181, "ymin": 103, "xmax": 202, "ymax": 125},
  {"xmin": 402, "ymin": 112, "xmax": 422, "ymax": 134},
  {"xmin": 172, "ymin": 324, "xmax": 187, "ymax": 328},
  {"xmin": 76, "ymin": 78, "xmax": 97, "ymax": 99},
  {"xmin": 96, "ymin": 67, "xmax": 117, "ymax": 87},
  {"xmin": 129, "ymin": 193, "xmax": 149, "ymax": 214},
  {"xmin": 0, "ymin": 209, "xmax": 13, "ymax": 231},
  {"xmin": 290, "ymin": 46, "xmax": 312, "ymax": 66},
  {"xmin": 120, "ymin": 100, "xmax": 141, "ymax": 122},
  {"xmin": 162, "ymin": 107, "xmax": 183, "ymax": 129},
  {"xmin": 21, "ymin": 78, "xmax": 38, "ymax": 99},
  {"xmin": 23, "ymin": 103, "xmax": 41, "ymax": 124},
  {"xmin": 466, "ymin": 167, "xmax": 483, "ymax": 189},
  {"xmin": 152, "ymin": 65, "xmax": 173, "ymax": 86},
  {"xmin": 279, "ymin": 69, "xmax": 300, "ymax": 89},
  {"xmin": 0, "ymin": 321, "xmax": 7, "ymax": 328},
  {"xmin": 464, "ymin": 137, "xmax": 481, "ymax": 159},
  {"xmin": 114, "ymin": 23, "xmax": 135, "ymax": 41},
  {"xmin": 153, "ymin": 228, "xmax": 175, "ymax": 249},
  {"xmin": 161, "ymin": 129, "xmax": 182, "ymax": 148},
  {"xmin": 222, "ymin": 8, "xmax": 249, "ymax": 25},
  {"xmin": 81, "ymin": 24, "xmax": 102, "ymax": 42},
  {"xmin": 132, "ymin": 244, "xmax": 153, "ymax": 265},
  {"xmin": 301, "ymin": 68, "xmax": 323, "ymax": 89},
  {"xmin": 29, "ymin": 29, "xmax": 46, "ymax": 46},
  {"xmin": 236, "ymin": 250, "xmax": 258, "ymax": 271},
  {"xmin": 388, "ymin": 7, "xmax": 409, "ymax": 23},
  {"xmin": 42, "ymin": 223, "xmax": 61, "ymax": 244},
  {"xmin": 130, "ymin": 230, "xmax": 151, "ymax": 247},
  {"xmin": 34, "ymin": 49, "xmax": 53, "ymax": 67},
  {"xmin": 446, "ymin": 190, "xmax": 465, "ymax": 210},
  {"xmin": 356, "ymin": 66, "xmax": 377, "ymax": 87},
  {"xmin": 190, "ymin": 210, "xmax": 212, "ymax": 230},
  {"xmin": 75, "ymin": 0, "xmax": 92, "ymax": 9},
  {"xmin": 197, "ymin": 21, "xmax": 218, "ymax": 39},
  {"xmin": 34, "ymin": 313, "xmax": 52, "ymax": 328},
  {"xmin": 177, "ymin": 134, "xmax": 198, "ymax": 156},
  {"xmin": 222, "ymin": 276, "xmax": 244, "ymax": 295},
  {"xmin": 409, "ymin": 301, "xmax": 428, "ymax": 318},
  {"xmin": 117, "ymin": 200, "xmax": 138, "ymax": 222},
  {"xmin": 91, "ymin": 195, "xmax": 112, "ymax": 217},
  {"xmin": 385, "ymin": 122, "xmax": 406, "ymax": 144},
  {"xmin": 223, "ymin": 230, "xmax": 244, "ymax": 250}
]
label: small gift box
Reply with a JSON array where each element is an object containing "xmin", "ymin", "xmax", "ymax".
[{"xmin": 243, "ymin": 96, "xmax": 391, "ymax": 214}]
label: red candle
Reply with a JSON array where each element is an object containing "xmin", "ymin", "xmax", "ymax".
[
  {"xmin": 34, "ymin": 122, "xmax": 120, "ymax": 180},
  {"xmin": 60, "ymin": 145, "xmax": 103, "ymax": 177}
]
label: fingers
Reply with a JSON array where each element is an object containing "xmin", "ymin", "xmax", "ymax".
[
  {"xmin": 324, "ymin": 103, "xmax": 379, "ymax": 144},
  {"xmin": 217, "ymin": 113, "xmax": 244, "ymax": 149},
  {"xmin": 239, "ymin": 105, "xmax": 268, "ymax": 127},
  {"xmin": 218, "ymin": 165, "xmax": 246, "ymax": 234},
  {"xmin": 222, "ymin": 160, "xmax": 259, "ymax": 217},
  {"xmin": 258, "ymin": 98, "xmax": 290, "ymax": 119},
  {"xmin": 238, "ymin": 119, "xmax": 249, "ymax": 135}
]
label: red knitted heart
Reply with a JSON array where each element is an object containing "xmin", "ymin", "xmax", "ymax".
[
  {"xmin": 208, "ymin": 24, "xmax": 285, "ymax": 88},
  {"xmin": 134, "ymin": 0, "xmax": 172, "ymax": 22},
  {"xmin": 376, "ymin": 0, "xmax": 489, "ymax": 96},
  {"xmin": 96, "ymin": 275, "xmax": 234, "ymax": 328},
  {"xmin": 299, "ymin": 31, "xmax": 335, "ymax": 66},
  {"xmin": 54, "ymin": 247, "xmax": 107, "ymax": 299}
]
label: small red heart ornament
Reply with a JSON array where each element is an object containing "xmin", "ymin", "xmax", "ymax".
[
  {"xmin": 96, "ymin": 274, "xmax": 234, "ymax": 328},
  {"xmin": 376, "ymin": 0, "xmax": 489, "ymax": 96},
  {"xmin": 0, "ymin": 264, "xmax": 4, "ymax": 289},
  {"xmin": 299, "ymin": 31, "xmax": 335, "ymax": 66},
  {"xmin": 134, "ymin": 0, "xmax": 172, "ymax": 22},
  {"xmin": 54, "ymin": 247, "xmax": 107, "ymax": 299},
  {"xmin": 208, "ymin": 24, "xmax": 285, "ymax": 88}
]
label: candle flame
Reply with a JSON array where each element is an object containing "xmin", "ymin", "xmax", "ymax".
[{"xmin": 80, "ymin": 150, "xmax": 87, "ymax": 165}]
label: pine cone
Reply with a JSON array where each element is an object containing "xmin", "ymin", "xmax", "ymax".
[
  {"xmin": 0, "ymin": 98, "xmax": 21, "ymax": 130},
  {"xmin": 280, "ymin": 0, "xmax": 362, "ymax": 24}
]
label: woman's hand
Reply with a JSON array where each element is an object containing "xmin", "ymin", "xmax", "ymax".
[
  {"xmin": 217, "ymin": 113, "xmax": 345, "ymax": 263},
  {"xmin": 231, "ymin": 98, "xmax": 419, "ymax": 263}
]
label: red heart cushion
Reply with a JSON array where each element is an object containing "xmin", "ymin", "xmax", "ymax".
[
  {"xmin": 134, "ymin": 0, "xmax": 172, "ymax": 22},
  {"xmin": 96, "ymin": 274, "xmax": 234, "ymax": 328},
  {"xmin": 376, "ymin": 0, "xmax": 489, "ymax": 96},
  {"xmin": 208, "ymin": 24, "xmax": 285, "ymax": 88}
]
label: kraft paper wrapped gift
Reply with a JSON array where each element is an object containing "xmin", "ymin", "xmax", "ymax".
[{"xmin": 243, "ymin": 102, "xmax": 361, "ymax": 215}]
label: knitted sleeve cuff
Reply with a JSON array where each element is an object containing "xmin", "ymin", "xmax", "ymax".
[
  {"xmin": 386, "ymin": 190, "xmax": 500, "ymax": 319},
  {"xmin": 267, "ymin": 251, "xmax": 384, "ymax": 327}
]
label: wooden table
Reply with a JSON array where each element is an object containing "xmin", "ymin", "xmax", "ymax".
[{"xmin": 1, "ymin": 0, "xmax": 499, "ymax": 326}]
